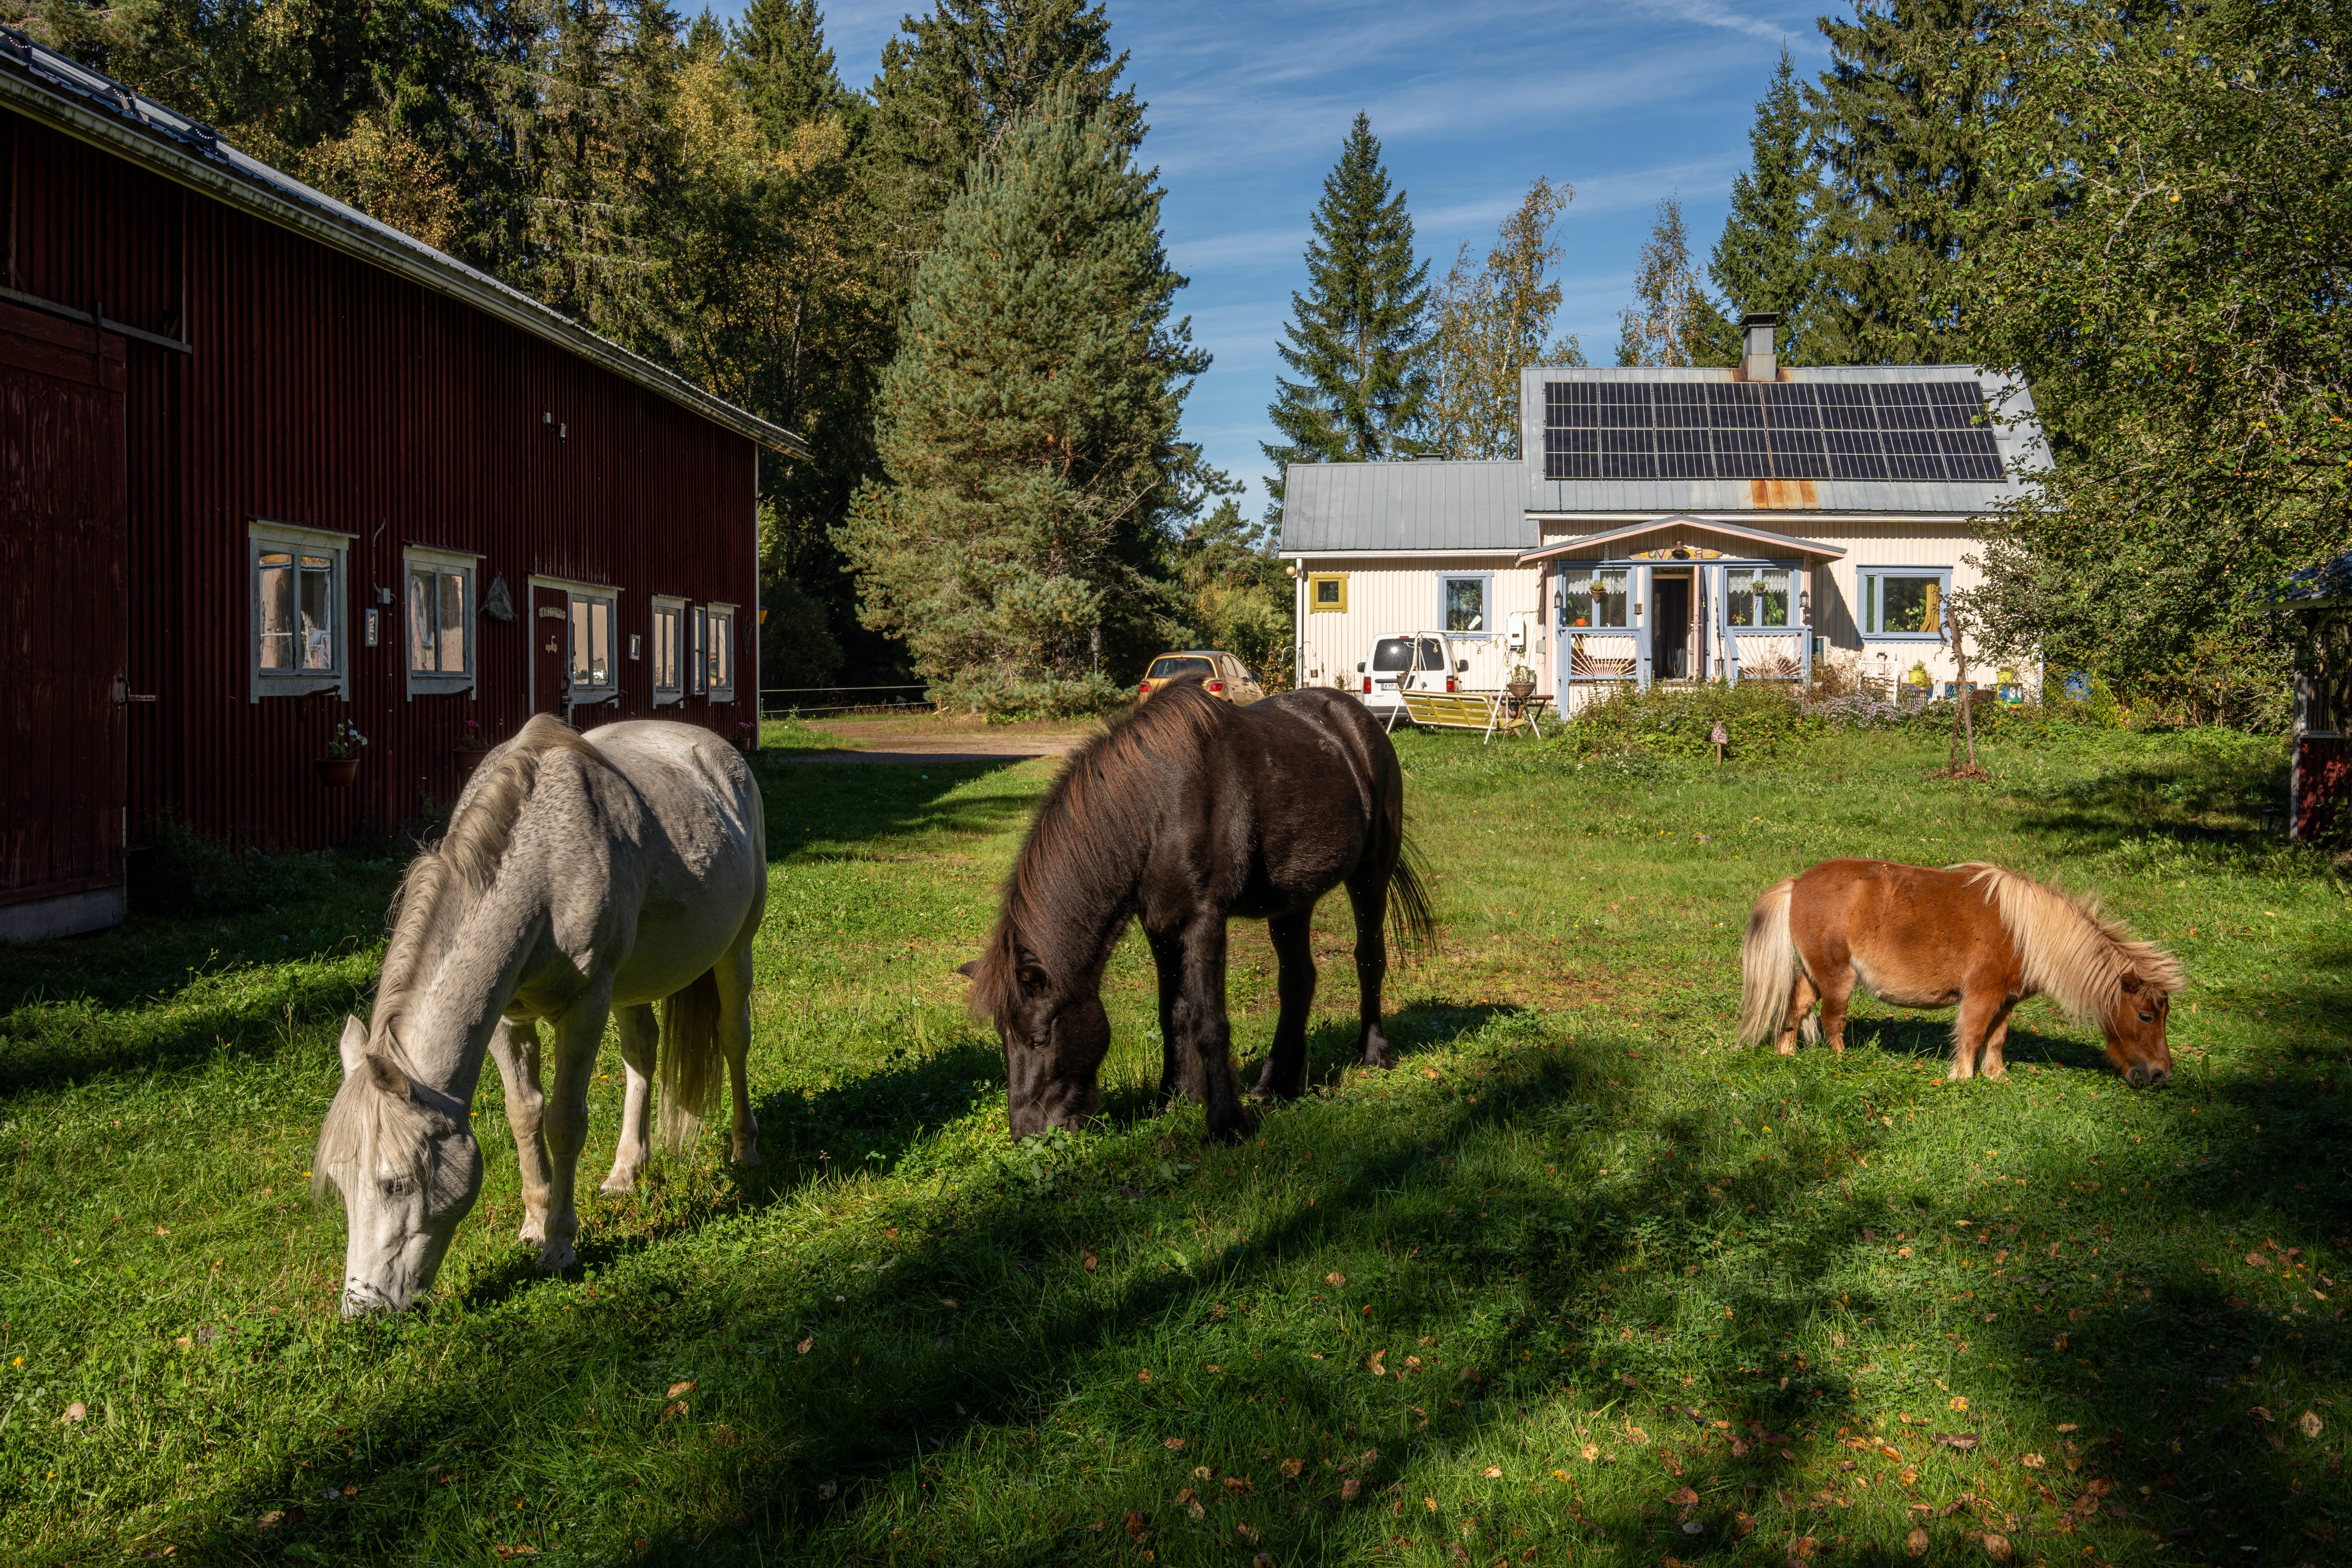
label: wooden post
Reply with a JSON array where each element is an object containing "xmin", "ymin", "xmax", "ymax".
[{"xmin": 1711, "ymin": 720, "xmax": 1728, "ymax": 765}]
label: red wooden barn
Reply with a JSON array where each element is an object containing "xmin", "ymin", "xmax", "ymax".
[{"xmin": 1, "ymin": 31, "xmax": 805, "ymax": 941}]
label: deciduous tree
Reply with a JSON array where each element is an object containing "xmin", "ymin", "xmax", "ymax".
[
  {"xmin": 1423, "ymin": 177, "xmax": 1584, "ymax": 460},
  {"xmin": 1614, "ymin": 196, "xmax": 1732, "ymax": 368}
]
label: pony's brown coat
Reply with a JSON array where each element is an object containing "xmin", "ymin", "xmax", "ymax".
[{"xmin": 1738, "ymin": 859, "xmax": 2182, "ymax": 1084}]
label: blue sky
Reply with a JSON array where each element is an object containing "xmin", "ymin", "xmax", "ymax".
[{"xmin": 715, "ymin": 0, "xmax": 1846, "ymax": 511}]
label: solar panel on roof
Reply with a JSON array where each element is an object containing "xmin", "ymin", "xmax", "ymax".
[{"xmin": 1541, "ymin": 379, "xmax": 2001, "ymax": 483}]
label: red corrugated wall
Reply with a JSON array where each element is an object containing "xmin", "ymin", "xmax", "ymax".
[{"xmin": 5, "ymin": 109, "xmax": 761, "ymax": 853}]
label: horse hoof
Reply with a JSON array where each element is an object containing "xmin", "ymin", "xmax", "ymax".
[
  {"xmin": 517, "ymin": 1218, "xmax": 546, "ymax": 1245},
  {"xmin": 537, "ymin": 1238, "xmax": 577, "ymax": 1274},
  {"xmin": 597, "ymin": 1172, "xmax": 637, "ymax": 1196},
  {"xmin": 1775, "ymin": 1041, "xmax": 1798, "ymax": 1057},
  {"xmin": 733, "ymin": 1139, "xmax": 761, "ymax": 1168}
]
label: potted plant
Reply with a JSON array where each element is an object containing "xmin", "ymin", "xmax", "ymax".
[
  {"xmin": 455, "ymin": 718, "xmax": 492, "ymax": 779},
  {"xmin": 735, "ymin": 720, "xmax": 756, "ymax": 755},
  {"xmin": 1505, "ymin": 663, "xmax": 1537, "ymax": 701},
  {"xmin": 316, "ymin": 718, "xmax": 368, "ymax": 787}
]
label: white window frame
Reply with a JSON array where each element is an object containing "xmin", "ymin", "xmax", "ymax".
[
  {"xmin": 249, "ymin": 521, "xmax": 353, "ymax": 702},
  {"xmin": 704, "ymin": 601, "xmax": 739, "ymax": 703},
  {"xmin": 529, "ymin": 575, "xmax": 623, "ymax": 710},
  {"xmin": 650, "ymin": 595, "xmax": 687, "ymax": 706},
  {"xmin": 402, "ymin": 545, "xmax": 480, "ymax": 700}
]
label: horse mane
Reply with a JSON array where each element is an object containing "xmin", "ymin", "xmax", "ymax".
[
  {"xmin": 373, "ymin": 715, "xmax": 604, "ymax": 1051},
  {"xmin": 1958, "ymin": 863, "xmax": 2184, "ymax": 1023},
  {"xmin": 316, "ymin": 715, "xmax": 603, "ymax": 1200},
  {"xmin": 970, "ymin": 678, "xmax": 1230, "ymax": 1032}
]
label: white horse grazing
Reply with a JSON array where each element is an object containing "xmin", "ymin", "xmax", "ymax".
[{"xmin": 313, "ymin": 715, "xmax": 767, "ymax": 1315}]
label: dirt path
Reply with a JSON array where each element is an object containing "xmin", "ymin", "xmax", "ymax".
[{"xmin": 778, "ymin": 717, "xmax": 1092, "ymax": 765}]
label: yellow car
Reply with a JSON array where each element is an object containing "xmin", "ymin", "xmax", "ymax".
[{"xmin": 1137, "ymin": 649, "xmax": 1265, "ymax": 705}]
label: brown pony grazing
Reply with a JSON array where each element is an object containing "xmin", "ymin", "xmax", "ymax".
[
  {"xmin": 1737, "ymin": 860, "xmax": 2183, "ymax": 1085},
  {"xmin": 960, "ymin": 676, "xmax": 1435, "ymax": 1142}
]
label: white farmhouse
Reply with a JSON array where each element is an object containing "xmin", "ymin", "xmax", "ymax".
[{"xmin": 1281, "ymin": 316, "xmax": 2047, "ymax": 712}]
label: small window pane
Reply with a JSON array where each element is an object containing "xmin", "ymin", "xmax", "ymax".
[
  {"xmin": 572, "ymin": 600, "xmax": 591, "ymax": 683},
  {"xmin": 1370, "ymin": 640, "xmax": 1412, "ymax": 673},
  {"xmin": 260, "ymin": 552, "xmax": 295, "ymax": 670},
  {"xmin": 1566, "ymin": 570, "xmax": 1629, "ymax": 629},
  {"xmin": 299, "ymin": 555, "xmax": 334, "ymax": 670},
  {"xmin": 1443, "ymin": 578, "xmax": 1485, "ymax": 633},
  {"xmin": 1877, "ymin": 574, "xmax": 1943, "ymax": 635},
  {"xmin": 1417, "ymin": 638, "xmax": 1446, "ymax": 671},
  {"xmin": 1315, "ymin": 579, "xmax": 1340, "ymax": 604},
  {"xmin": 708, "ymin": 610, "xmax": 732, "ymax": 692},
  {"xmin": 654, "ymin": 607, "xmax": 680, "ymax": 691},
  {"xmin": 1727, "ymin": 568, "xmax": 1790, "ymax": 628},
  {"xmin": 438, "ymin": 572, "xmax": 467, "ymax": 673}
]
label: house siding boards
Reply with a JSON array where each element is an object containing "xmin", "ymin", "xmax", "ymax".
[
  {"xmin": 1295, "ymin": 554, "xmax": 1544, "ymax": 696},
  {"xmin": 1, "ymin": 50, "xmax": 788, "ymax": 934}
]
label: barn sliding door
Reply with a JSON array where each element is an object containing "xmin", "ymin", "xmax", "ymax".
[{"xmin": 0, "ymin": 301, "xmax": 129, "ymax": 939}]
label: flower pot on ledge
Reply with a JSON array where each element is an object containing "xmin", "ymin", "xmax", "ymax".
[
  {"xmin": 315, "ymin": 756, "xmax": 360, "ymax": 788},
  {"xmin": 455, "ymin": 748, "xmax": 490, "ymax": 780}
]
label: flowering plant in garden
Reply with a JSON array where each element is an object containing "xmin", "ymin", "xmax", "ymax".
[
  {"xmin": 325, "ymin": 719, "xmax": 369, "ymax": 759},
  {"xmin": 456, "ymin": 719, "xmax": 490, "ymax": 752}
]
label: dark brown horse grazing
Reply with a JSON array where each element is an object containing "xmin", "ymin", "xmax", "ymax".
[
  {"xmin": 1738, "ymin": 859, "xmax": 2183, "ymax": 1085},
  {"xmin": 960, "ymin": 676, "xmax": 1435, "ymax": 1141}
]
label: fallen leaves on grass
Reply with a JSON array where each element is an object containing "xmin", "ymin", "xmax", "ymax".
[
  {"xmin": 1222, "ymin": 1476, "xmax": 1254, "ymax": 1496},
  {"xmin": 1165, "ymin": 1437, "xmax": 1185, "ymax": 1451},
  {"xmin": 1279, "ymin": 1457, "xmax": 1303, "ymax": 1479},
  {"xmin": 1932, "ymin": 1433, "xmax": 1979, "ymax": 1451},
  {"xmin": 1948, "ymin": 1396, "xmax": 1969, "ymax": 1412},
  {"xmin": 1981, "ymin": 1532, "xmax": 2013, "ymax": 1561},
  {"xmin": 658, "ymin": 1400, "xmax": 687, "ymax": 1422},
  {"xmin": 1483, "ymin": 1466, "xmax": 1502, "ymax": 1478},
  {"xmin": 796, "ymin": 1336, "xmax": 813, "ymax": 1354},
  {"xmin": 816, "ymin": 1481, "xmax": 838, "ymax": 1501},
  {"xmin": 1341, "ymin": 1478, "xmax": 1361, "ymax": 1503},
  {"xmin": 1176, "ymin": 1488, "xmax": 1205, "ymax": 1521},
  {"xmin": 59, "ymin": 1402, "xmax": 85, "ymax": 1425},
  {"xmin": 1906, "ymin": 1527, "xmax": 1930, "ymax": 1557},
  {"xmin": 2298, "ymin": 1410, "xmax": 2324, "ymax": 1439},
  {"xmin": 667, "ymin": 1380, "xmax": 695, "ymax": 1398},
  {"xmin": 1326, "ymin": 1272, "xmax": 1347, "ymax": 1287},
  {"xmin": 2021, "ymin": 1453, "xmax": 2045, "ymax": 1469}
]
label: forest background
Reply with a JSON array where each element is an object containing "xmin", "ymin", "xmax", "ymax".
[{"xmin": 4, "ymin": 0, "xmax": 2343, "ymax": 721}]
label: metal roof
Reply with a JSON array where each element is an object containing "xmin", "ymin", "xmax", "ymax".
[
  {"xmin": 2255, "ymin": 550, "xmax": 2352, "ymax": 611},
  {"xmin": 0, "ymin": 26, "xmax": 808, "ymax": 459},
  {"xmin": 1518, "ymin": 514, "xmax": 1846, "ymax": 564},
  {"xmin": 1279, "ymin": 459, "xmax": 1531, "ymax": 553},
  {"xmin": 1517, "ymin": 363, "xmax": 2043, "ymax": 516}
]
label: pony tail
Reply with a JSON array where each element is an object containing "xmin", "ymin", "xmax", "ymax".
[
  {"xmin": 1737, "ymin": 879, "xmax": 1800, "ymax": 1046},
  {"xmin": 658, "ymin": 968, "xmax": 724, "ymax": 1156},
  {"xmin": 1388, "ymin": 829, "xmax": 1438, "ymax": 950}
]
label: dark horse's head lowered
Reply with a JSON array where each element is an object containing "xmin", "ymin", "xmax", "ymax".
[
  {"xmin": 960, "ymin": 676, "xmax": 1433, "ymax": 1142},
  {"xmin": 958, "ymin": 681, "xmax": 1230, "ymax": 1137}
]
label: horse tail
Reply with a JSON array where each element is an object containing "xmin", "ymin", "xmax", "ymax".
[
  {"xmin": 1388, "ymin": 829, "xmax": 1439, "ymax": 950},
  {"xmin": 1737, "ymin": 878, "xmax": 1800, "ymax": 1046},
  {"xmin": 658, "ymin": 968, "xmax": 724, "ymax": 1156}
]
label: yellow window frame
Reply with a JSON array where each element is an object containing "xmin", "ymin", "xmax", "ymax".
[{"xmin": 1307, "ymin": 573, "xmax": 1348, "ymax": 613}]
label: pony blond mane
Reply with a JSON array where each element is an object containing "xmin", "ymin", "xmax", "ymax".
[
  {"xmin": 1957, "ymin": 863, "xmax": 2183, "ymax": 1024},
  {"xmin": 316, "ymin": 716, "xmax": 603, "ymax": 1198},
  {"xmin": 971, "ymin": 680, "xmax": 1229, "ymax": 1030}
]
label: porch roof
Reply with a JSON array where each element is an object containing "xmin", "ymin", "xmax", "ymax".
[{"xmin": 1515, "ymin": 514, "xmax": 1847, "ymax": 566}]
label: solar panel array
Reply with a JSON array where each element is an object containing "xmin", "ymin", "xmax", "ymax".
[{"xmin": 1541, "ymin": 380, "xmax": 2004, "ymax": 483}]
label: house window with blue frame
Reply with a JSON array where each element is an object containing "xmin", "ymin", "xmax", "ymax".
[
  {"xmin": 1560, "ymin": 567, "xmax": 1629, "ymax": 629},
  {"xmin": 1441, "ymin": 573, "xmax": 1491, "ymax": 633},
  {"xmin": 1725, "ymin": 566, "xmax": 1794, "ymax": 627},
  {"xmin": 1859, "ymin": 566, "xmax": 1951, "ymax": 638}
]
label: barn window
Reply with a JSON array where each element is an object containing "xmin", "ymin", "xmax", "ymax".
[
  {"xmin": 403, "ymin": 547, "xmax": 477, "ymax": 698},
  {"xmin": 1307, "ymin": 573, "xmax": 1347, "ymax": 612},
  {"xmin": 249, "ymin": 522, "xmax": 352, "ymax": 702},
  {"xmin": 1859, "ymin": 567, "xmax": 1951, "ymax": 640},
  {"xmin": 704, "ymin": 604, "xmax": 738, "ymax": 701},
  {"xmin": 570, "ymin": 588, "xmax": 619, "ymax": 696},
  {"xmin": 651, "ymin": 597, "xmax": 686, "ymax": 705}
]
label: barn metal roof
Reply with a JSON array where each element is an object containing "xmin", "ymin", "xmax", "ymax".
[
  {"xmin": 2256, "ymin": 549, "xmax": 2352, "ymax": 611},
  {"xmin": 1279, "ymin": 459, "xmax": 1531, "ymax": 553},
  {"xmin": 0, "ymin": 26, "xmax": 809, "ymax": 459}
]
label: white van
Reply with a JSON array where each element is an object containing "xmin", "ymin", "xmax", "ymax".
[{"xmin": 1355, "ymin": 631, "xmax": 1468, "ymax": 725}]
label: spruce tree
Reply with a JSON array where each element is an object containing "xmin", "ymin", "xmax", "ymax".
[
  {"xmin": 733, "ymin": 0, "xmax": 849, "ymax": 143},
  {"xmin": 1710, "ymin": 48, "xmax": 1826, "ymax": 362},
  {"xmin": 861, "ymin": 0, "xmax": 1141, "ymax": 275},
  {"xmin": 1263, "ymin": 113, "xmax": 1430, "ymax": 511},
  {"xmin": 835, "ymin": 86, "xmax": 1211, "ymax": 716},
  {"xmin": 1806, "ymin": 0, "xmax": 2006, "ymax": 364}
]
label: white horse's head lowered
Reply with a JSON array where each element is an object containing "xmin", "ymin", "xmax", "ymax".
[{"xmin": 315, "ymin": 1016, "xmax": 484, "ymax": 1316}]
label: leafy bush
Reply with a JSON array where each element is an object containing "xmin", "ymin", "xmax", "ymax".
[
  {"xmin": 131, "ymin": 817, "xmax": 360, "ymax": 920},
  {"xmin": 1546, "ymin": 681, "xmax": 1830, "ymax": 762}
]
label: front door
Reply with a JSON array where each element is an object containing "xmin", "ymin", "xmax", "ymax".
[
  {"xmin": 1652, "ymin": 575, "xmax": 1692, "ymax": 680},
  {"xmin": 0, "ymin": 302, "xmax": 128, "ymax": 937},
  {"xmin": 532, "ymin": 583, "xmax": 571, "ymax": 721}
]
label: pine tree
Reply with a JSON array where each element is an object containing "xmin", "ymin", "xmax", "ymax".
[
  {"xmin": 1614, "ymin": 197, "xmax": 1733, "ymax": 367},
  {"xmin": 835, "ymin": 86, "xmax": 1211, "ymax": 716},
  {"xmin": 860, "ymin": 0, "xmax": 1141, "ymax": 277},
  {"xmin": 1423, "ymin": 177, "xmax": 1584, "ymax": 459},
  {"xmin": 1263, "ymin": 113, "xmax": 1430, "ymax": 510},
  {"xmin": 1806, "ymin": 0, "xmax": 2007, "ymax": 364},
  {"xmin": 1710, "ymin": 48, "xmax": 1826, "ymax": 362}
]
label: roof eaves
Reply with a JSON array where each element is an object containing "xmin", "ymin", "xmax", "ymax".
[{"xmin": 0, "ymin": 33, "xmax": 810, "ymax": 461}]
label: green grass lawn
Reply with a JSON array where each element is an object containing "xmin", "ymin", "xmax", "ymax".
[{"xmin": 2, "ymin": 719, "xmax": 2347, "ymax": 1566}]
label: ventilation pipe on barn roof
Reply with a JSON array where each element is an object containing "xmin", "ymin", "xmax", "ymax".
[{"xmin": 1740, "ymin": 313, "xmax": 1779, "ymax": 382}]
